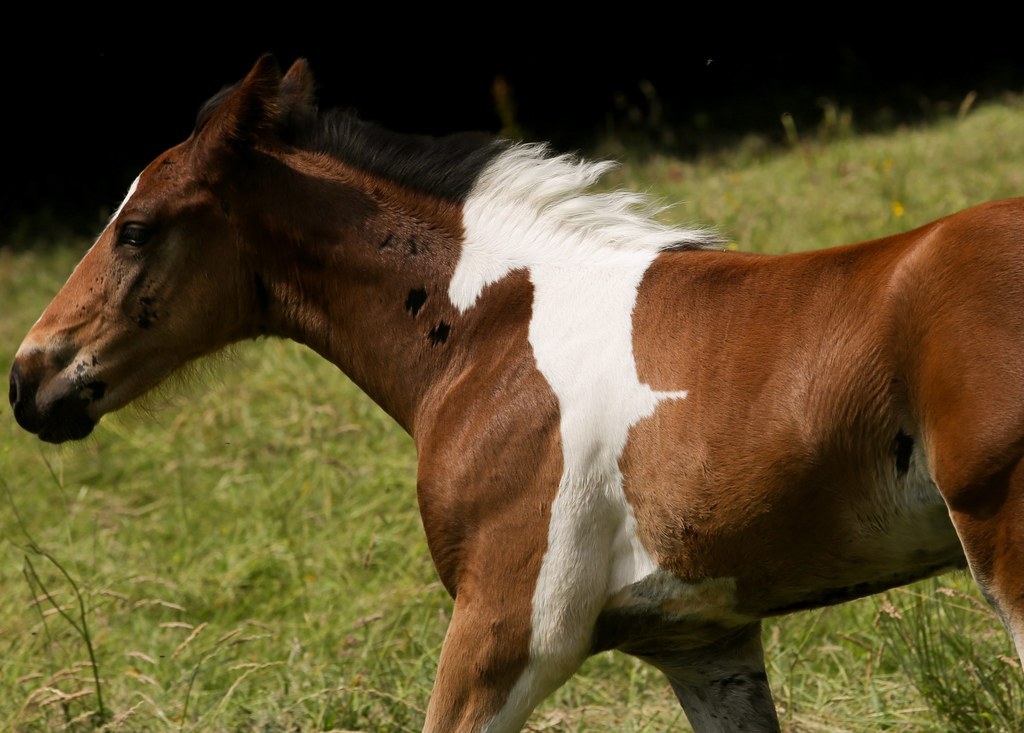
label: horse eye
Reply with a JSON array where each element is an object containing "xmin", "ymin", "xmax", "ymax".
[{"xmin": 118, "ymin": 223, "xmax": 152, "ymax": 248}]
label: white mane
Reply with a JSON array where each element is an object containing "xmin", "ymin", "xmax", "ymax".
[
  {"xmin": 476, "ymin": 143, "xmax": 719, "ymax": 250},
  {"xmin": 449, "ymin": 143, "xmax": 721, "ymax": 312}
]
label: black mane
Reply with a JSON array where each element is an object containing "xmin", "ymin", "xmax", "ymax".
[
  {"xmin": 194, "ymin": 85, "xmax": 508, "ymax": 202},
  {"xmin": 288, "ymin": 108, "xmax": 509, "ymax": 202}
]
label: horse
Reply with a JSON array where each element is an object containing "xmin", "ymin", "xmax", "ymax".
[{"xmin": 8, "ymin": 54, "xmax": 1024, "ymax": 732}]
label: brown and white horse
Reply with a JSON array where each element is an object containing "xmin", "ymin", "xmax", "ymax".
[{"xmin": 9, "ymin": 56, "xmax": 1024, "ymax": 732}]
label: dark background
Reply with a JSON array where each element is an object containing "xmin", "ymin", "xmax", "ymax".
[{"xmin": 5, "ymin": 32, "xmax": 1024, "ymax": 242}]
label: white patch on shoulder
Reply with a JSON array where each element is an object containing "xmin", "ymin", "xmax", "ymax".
[{"xmin": 454, "ymin": 145, "xmax": 714, "ymax": 731}]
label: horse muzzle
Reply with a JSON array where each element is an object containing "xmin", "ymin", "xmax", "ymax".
[{"xmin": 9, "ymin": 359, "xmax": 97, "ymax": 444}]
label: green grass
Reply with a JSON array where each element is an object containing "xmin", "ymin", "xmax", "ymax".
[{"xmin": 4, "ymin": 96, "xmax": 1024, "ymax": 732}]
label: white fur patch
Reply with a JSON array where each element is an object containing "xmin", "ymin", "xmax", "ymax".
[
  {"xmin": 111, "ymin": 175, "xmax": 140, "ymax": 223},
  {"xmin": 17, "ymin": 175, "xmax": 141, "ymax": 344},
  {"xmin": 452, "ymin": 145, "xmax": 715, "ymax": 731},
  {"xmin": 39, "ymin": 176, "xmax": 141, "ymax": 336}
]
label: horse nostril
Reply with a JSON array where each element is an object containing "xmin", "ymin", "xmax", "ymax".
[
  {"xmin": 9, "ymin": 362, "xmax": 34, "ymax": 426},
  {"xmin": 9, "ymin": 364, "xmax": 21, "ymax": 409}
]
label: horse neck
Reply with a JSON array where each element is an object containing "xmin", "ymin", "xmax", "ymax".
[{"xmin": 242, "ymin": 153, "xmax": 496, "ymax": 436}]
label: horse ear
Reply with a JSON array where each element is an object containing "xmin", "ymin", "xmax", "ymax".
[
  {"xmin": 280, "ymin": 58, "xmax": 316, "ymax": 117},
  {"xmin": 196, "ymin": 54, "xmax": 284, "ymax": 150}
]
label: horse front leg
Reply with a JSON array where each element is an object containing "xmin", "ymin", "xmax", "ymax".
[
  {"xmin": 418, "ymin": 512, "xmax": 592, "ymax": 732},
  {"xmin": 421, "ymin": 589, "xmax": 585, "ymax": 733}
]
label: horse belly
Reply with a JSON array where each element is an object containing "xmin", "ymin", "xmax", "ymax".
[
  {"xmin": 750, "ymin": 464, "xmax": 967, "ymax": 616},
  {"xmin": 784, "ymin": 435, "xmax": 966, "ymax": 604},
  {"xmin": 602, "ymin": 440, "xmax": 965, "ymax": 653}
]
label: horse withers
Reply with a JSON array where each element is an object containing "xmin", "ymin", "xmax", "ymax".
[{"xmin": 10, "ymin": 56, "xmax": 1024, "ymax": 732}]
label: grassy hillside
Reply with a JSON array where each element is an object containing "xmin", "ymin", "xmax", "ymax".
[{"xmin": 3, "ymin": 96, "xmax": 1024, "ymax": 732}]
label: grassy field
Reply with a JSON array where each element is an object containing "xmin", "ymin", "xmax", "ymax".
[{"xmin": 5, "ymin": 96, "xmax": 1024, "ymax": 732}]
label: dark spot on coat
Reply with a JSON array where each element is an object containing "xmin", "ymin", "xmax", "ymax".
[
  {"xmin": 429, "ymin": 320, "xmax": 450, "ymax": 346},
  {"xmin": 137, "ymin": 296, "xmax": 158, "ymax": 329},
  {"xmin": 405, "ymin": 288, "xmax": 428, "ymax": 317},
  {"xmin": 379, "ymin": 233, "xmax": 395, "ymax": 250},
  {"xmin": 409, "ymin": 237, "xmax": 431, "ymax": 256},
  {"xmin": 894, "ymin": 430, "xmax": 914, "ymax": 476},
  {"xmin": 254, "ymin": 273, "xmax": 270, "ymax": 312}
]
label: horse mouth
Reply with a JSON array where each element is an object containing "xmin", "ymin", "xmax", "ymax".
[
  {"xmin": 9, "ymin": 363, "xmax": 98, "ymax": 444},
  {"xmin": 36, "ymin": 411, "xmax": 96, "ymax": 444}
]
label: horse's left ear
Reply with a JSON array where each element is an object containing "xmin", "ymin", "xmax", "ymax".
[
  {"xmin": 196, "ymin": 54, "xmax": 284, "ymax": 150},
  {"xmin": 280, "ymin": 58, "xmax": 316, "ymax": 117}
]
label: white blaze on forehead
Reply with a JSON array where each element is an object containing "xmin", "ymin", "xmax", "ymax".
[
  {"xmin": 111, "ymin": 175, "xmax": 141, "ymax": 223},
  {"xmin": 453, "ymin": 145, "xmax": 712, "ymax": 731},
  {"xmin": 73, "ymin": 174, "xmax": 141, "ymax": 288},
  {"xmin": 76, "ymin": 174, "xmax": 140, "ymax": 288},
  {"xmin": 18, "ymin": 174, "xmax": 144, "ymax": 342}
]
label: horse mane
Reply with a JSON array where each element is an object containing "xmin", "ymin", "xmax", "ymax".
[
  {"xmin": 290, "ymin": 109, "xmax": 510, "ymax": 202},
  {"xmin": 468, "ymin": 143, "xmax": 725, "ymax": 254},
  {"xmin": 195, "ymin": 84, "xmax": 720, "ymax": 252},
  {"xmin": 194, "ymin": 83, "xmax": 508, "ymax": 202}
]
